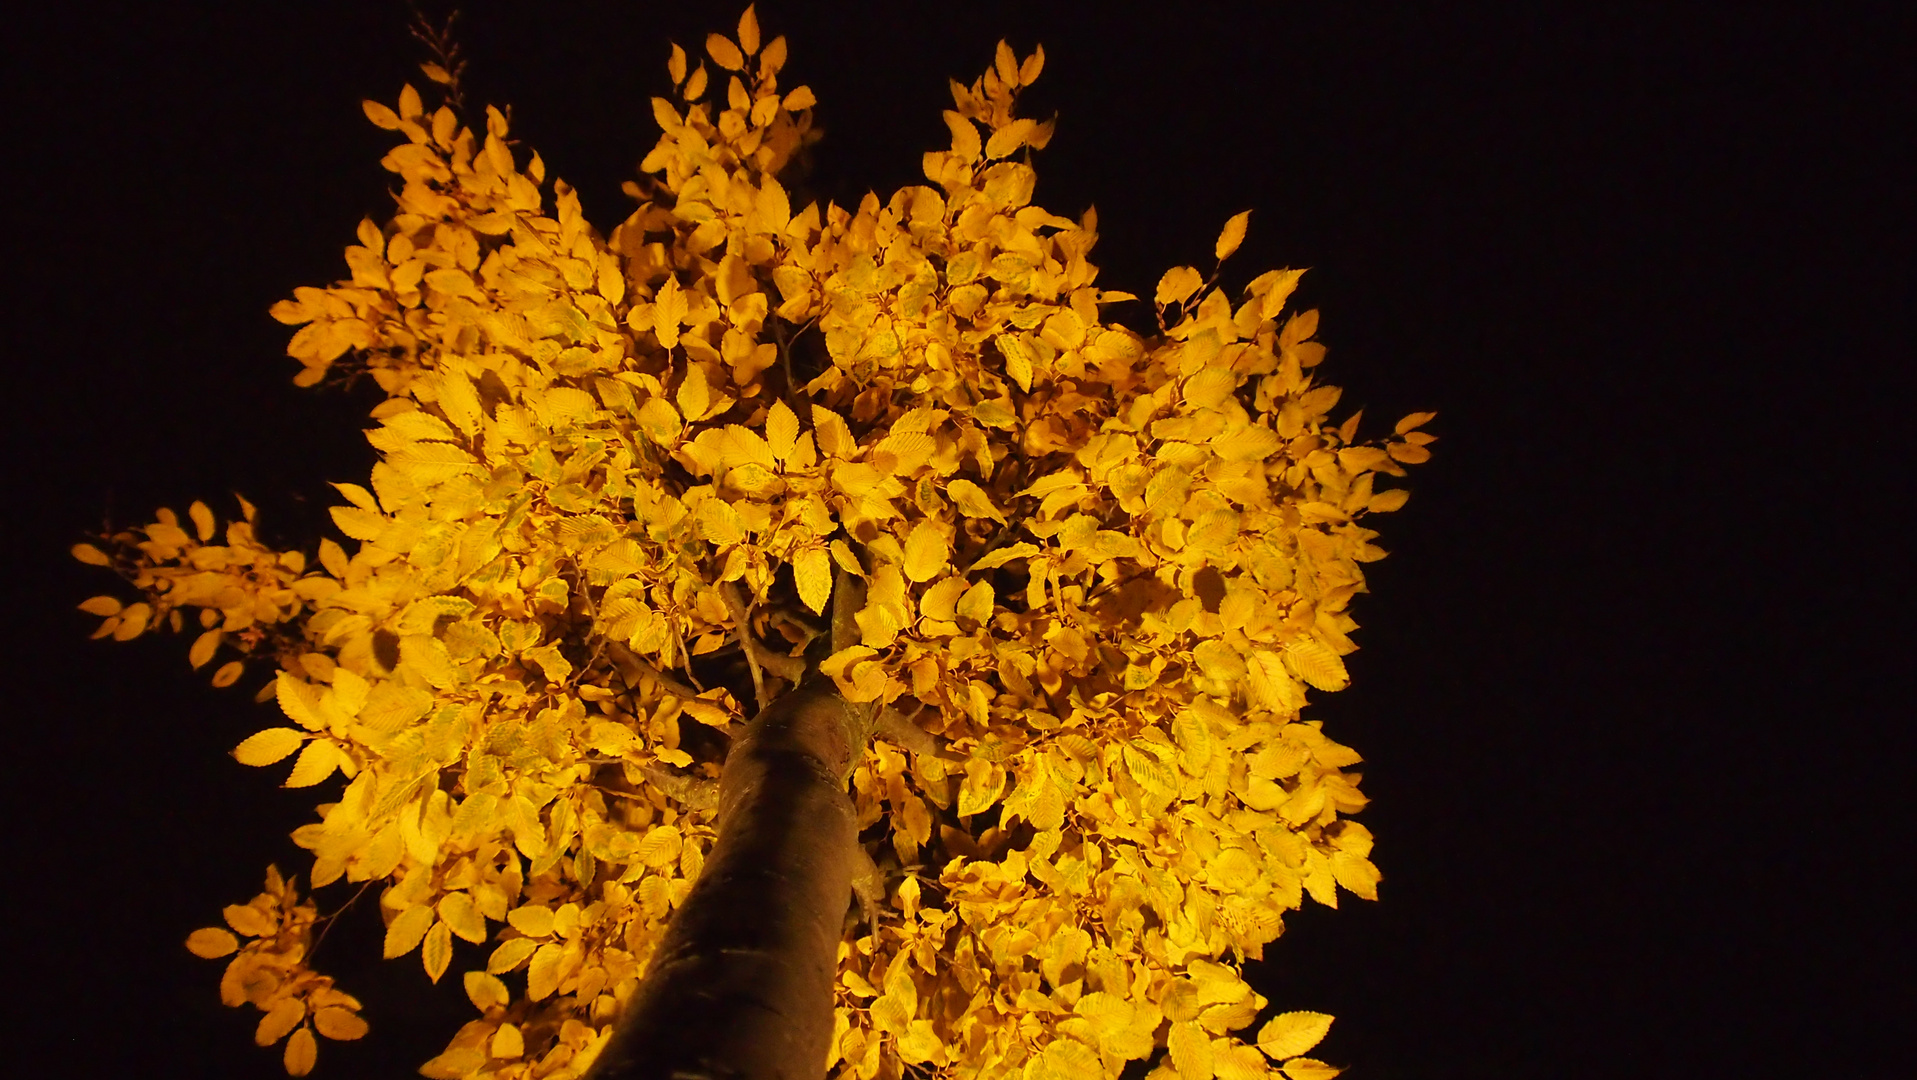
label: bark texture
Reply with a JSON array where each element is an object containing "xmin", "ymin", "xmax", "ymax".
[{"xmin": 584, "ymin": 676, "xmax": 868, "ymax": 1080}]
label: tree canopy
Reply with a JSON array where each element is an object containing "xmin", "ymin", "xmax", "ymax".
[{"xmin": 75, "ymin": 7, "xmax": 1430, "ymax": 1078}]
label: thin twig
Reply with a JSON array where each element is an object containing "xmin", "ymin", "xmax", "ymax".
[
  {"xmin": 718, "ymin": 581, "xmax": 807, "ymax": 700},
  {"xmin": 606, "ymin": 641, "xmax": 702, "ymax": 702}
]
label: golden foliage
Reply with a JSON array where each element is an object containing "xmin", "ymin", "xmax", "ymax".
[{"xmin": 79, "ymin": 7, "xmax": 1430, "ymax": 1078}]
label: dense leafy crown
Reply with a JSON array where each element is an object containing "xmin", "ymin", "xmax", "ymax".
[{"xmin": 76, "ymin": 8, "xmax": 1431, "ymax": 1079}]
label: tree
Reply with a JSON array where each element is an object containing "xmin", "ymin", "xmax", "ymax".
[{"xmin": 73, "ymin": 6, "xmax": 1433, "ymax": 1079}]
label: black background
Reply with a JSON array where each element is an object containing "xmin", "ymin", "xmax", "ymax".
[{"xmin": 2, "ymin": 2, "xmax": 1908, "ymax": 1077}]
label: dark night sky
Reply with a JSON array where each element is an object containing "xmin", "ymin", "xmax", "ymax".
[{"xmin": 2, "ymin": 2, "xmax": 1908, "ymax": 1077}]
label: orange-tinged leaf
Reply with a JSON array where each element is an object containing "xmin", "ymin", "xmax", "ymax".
[
  {"xmin": 283, "ymin": 1026, "xmax": 318, "ymax": 1076},
  {"xmin": 1394, "ymin": 410, "xmax": 1438, "ymax": 435},
  {"xmin": 737, "ymin": 5, "xmax": 761, "ymax": 55},
  {"xmin": 256, "ymin": 998, "xmax": 306, "ymax": 1046},
  {"xmin": 783, "ymin": 85, "xmax": 816, "ymax": 111},
  {"xmin": 1366, "ymin": 488, "xmax": 1410, "ymax": 513},
  {"xmin": 1256, "ymin": 1012, "xmax": 1334, "ymax": 1060},
  {"xmin": 71, "ymin": 542, "xmax": 112, "ymax": 566},
  {"xmin": 706, "ymin": 33, "xmax": 744, "ymax": 72},
  {"xmin": 77, "ymin": 595, "xmax": 122, "ymax": 617},
  {"xmin": 492, "ymin": 1022, "xmax": 526, "ymax": 1059},
  {"xmin": 186, "ymin": 927, "xmax": 239, "ymax": 958},
  {"xmin": 362, "ymin": 99, "xmax": 403, "ymax": 130},
  {"xmin": 189, "ymin": 499, "xmax": 216, "ymax": 541},
  {"xmin": 189, "ymin": 628, "xmax": 222, "ymax": 669},
  {"xmin": 314, "ymin": 1006, "xmax": 368, "ymax": 1041},
  {"xmin": 1215, "ymin": 210, "xmax": 1252, "ymax": 261},
  {"xmin": 233, "ymin": 728, "xmax": 305, "ymax": 767},
  {"xmin": 210, "ymin": 660, "xmax": 244, "ymax": 688}
]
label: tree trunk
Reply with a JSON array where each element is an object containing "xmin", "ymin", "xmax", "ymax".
[{"xmin": 585, "ymin": 674, "xmax": 868, "ymax": 1080}]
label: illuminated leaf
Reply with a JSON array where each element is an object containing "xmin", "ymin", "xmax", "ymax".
[
  {"xmin": 902, "ymin": 521, "xmax": 949, "ymax": 583},
  {"xmin": 233, "ymin": 728, "xmax": 306, "ymax": 767},
  {"xmin": 71, "ymin": 542, "xmax": 111, "ymax": 566},
  {"xmin": 383, "ymin": 904, "xmax": 435, "ymax": 959},
  {"xmin": 422, "ymin": 920, "xmax": 453, "ymax": 983},
  {"xmin": 1256, "ymin": 1013, "xmax": 1334, "ymax": 1060},
  {"xmin": 314, "ymin": 1007, "xmax": 368, "ymax": 1041},
  {"xmin": 795, "ymin": 546, "xmax": 833, "ymax": 614},
  {"xmin": 463, "ymin": 971, "xmax": 509, "ymax": 1011},
  {"xmin": 706, "ymin": 33, "xmax": 744, "ymax": 72},
  {"xmin": 283, "ymin": 1026, "xmax": 318, "ymax": 1076},
  {"xmin": 1281, "ymin": 1060, "xmax": 1342, "ymax": 1080},
  {"xmin": 1215, "ymin": 211, "xmax": 1252, "ymax": 261},
  {"xmin": 186, "ymin": 927, "xmax": 239, "ymax": 958}
]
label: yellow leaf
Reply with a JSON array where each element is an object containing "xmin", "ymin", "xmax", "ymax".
[
  {"xmin": 1256, "ymin": 1012, "xmax": 1334, "ymax": 1061},
  {"xmin": 902, "ymin": 521, "xmax": 949, "ymax": 583},
  {"xmin": 71, "ymin": 542, "xmax": 112, "ymax": 566},
  {"xmin": 487, "ymin": 937, "xmax": 539, "ymax": 974},
  {"xmin": 314, "ymin": 1006, "xmax": 367, "ymax": 1041},
  {"xmin": 1169, "ymin": 1020, "xmax": 1215, "ymax": 1080},
  {"xmin": 1281, "ymin": 1060, "xmax": 1342, "ymax": 1080},
  {"xmin": 384, "ymin": 904, "xmax": 435, "ymax": 959},
  {"xmin": 211, "ymin": 660, "xmax": 245, "ymax": 688},
  {"xmin": 464, "ymin": 971, "xmax": 510, "ymax": 1011},
  {"xmin": 422, "ymin": 920, "xmax": 453, "ymax": 983},
  {"xmin": 189, "ymin": 499, "xmax": 217, "ymax": 541},
  {"xmin": 1156, "ymin": 266, "xmax": 1204, "ymax": 307},
  {"xmin": 1366, "ymin": 488, "xmax": 1410, "ymax": 513},
  {"xmin": 1184, "ymin": 367, "xmax": 1237, "ymax": 409},
  {"xmin": 706, "ymin": 32, "xmax": 744, "ymax": 72},
  {"xmin": 283, "ymin": 1026, "xmax": 318, "ymax": 1076},
  {"xmin": 1215, "ymin": 210, "xmax": 1252, "ymax": 261},
  {"xmin": 1019, "ymin": 43, "xmax": 1046, "ymax": 85},
  {"xmin": 794, "ymin": 546, "xmax": 833, "ymax": 614},
  {"xmin": 185, "ymin": 927, "xmax": 239, "ymax": 958},
  {"xmin": 946, "ymin": 479, "xmax": 1006, "ymax": 522},
  {"xmin": 527, "ymin": 941, "xmax": 565, "ymax": 1000},
  {"xmin": 492, "ymin": 1022, "xmax": 526, "ymax": 1059},
  {"xmin": 656, "ymin": 277, "xmax": 688, "ymax": 352},
  {"xmin": 233, "ymin": 728, "xmax": 306, "ymax": 767},
  {"xmin": 696, "ymin": 499, "xmax": 746, "ymax": 546},
  {"xmin": 783, "ymin": 85, "xmax": 816, "ymax": 111},
  {"xmin": 955, "ymin": 580, "xmax": 994, "ymax": 624},
  {"xmin": 507, "ymin": 904, "xmax": 556, "ymax": 939},
  {"xmin": 1394, "ymin": 410, "xmax": 1437, "ymax": 435},
  {"xmin": 765, "ymin": 398, "xmax": 799, "ymax": 461},
  {"xmin": 283, "ymin": 739, "xmax": 340, "ymax": 788},
  {"xmin": 438, "ymin": 891, "xmax": 489, "ymax": 944},
  {"xmin": 256, "ymin": 999, "xmax": 306, "ymax": 1046},
  {"xmin": 1284, "ymin": 637, "xmax": 1349, "ymax": 692}
]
